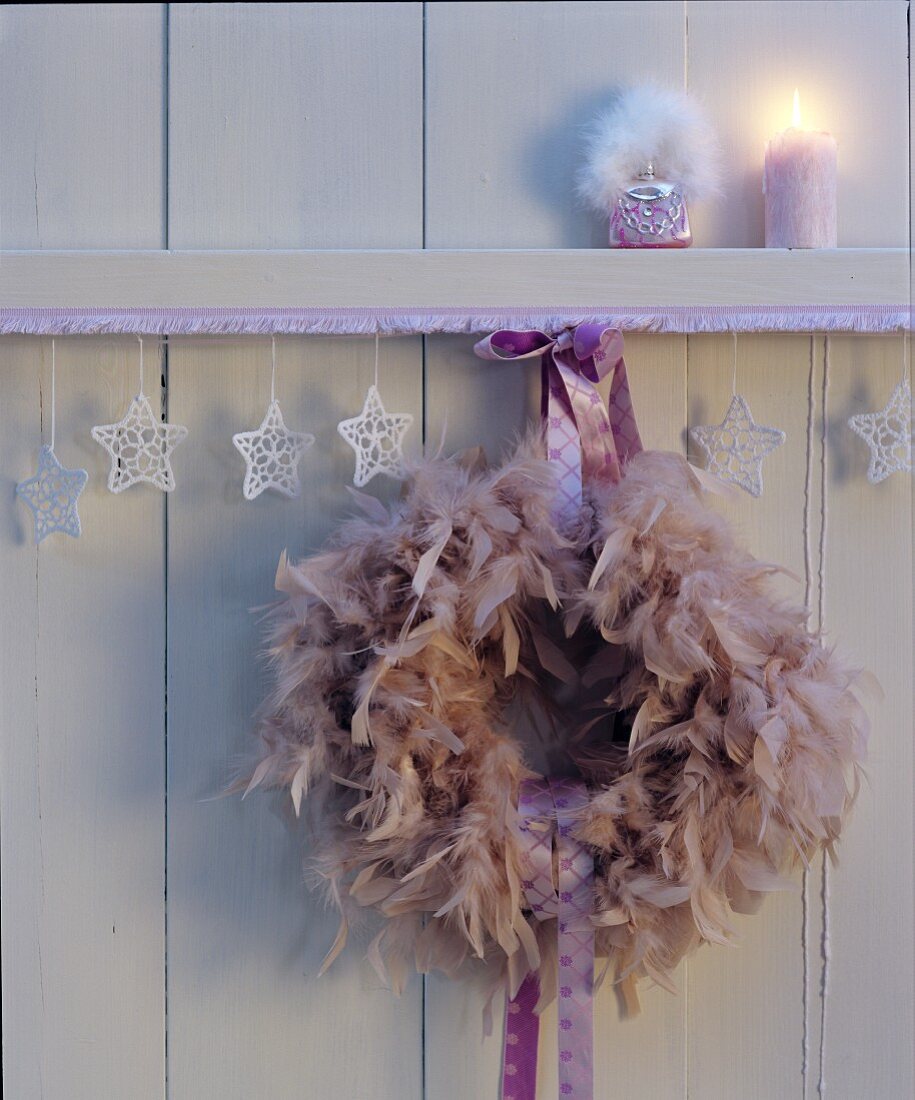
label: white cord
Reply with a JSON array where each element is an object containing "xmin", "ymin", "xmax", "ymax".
[
  {"xmin": 271, "ymin": 334, "xmax": 277, "ymax": 404},
  {"xmin": 138, "ymin": 334, "xmax": 145, "ymax": 395},
  {"xmin": 800, "ymin": 335, "xmax": 816, "ymax": 1100},
  {"xmin": 816, "ymin": 335, "xmax": 831, "ymax": 1097},
  {"xmin": 731, "ymin": 332, "xmax": 738, "ymax": 395},
  {"xmin": 374, "ymin": 333, "xmax": 380, "ymax": 389},
  {"xmin": 817, "ymin": 856, "xmax": 831, "ymax": 1097},
  {"xmin": 50, "ymin": 337, "xmax": 57, "ymax": 451}
]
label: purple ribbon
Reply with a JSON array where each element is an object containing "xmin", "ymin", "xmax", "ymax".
[
  {"xmin": 474, "ymin": 324, "xmax": 642, "ymax": 518},
  {"xmin": 502, "ymin": 778, "xmax": 594, "ymax": 1100}
]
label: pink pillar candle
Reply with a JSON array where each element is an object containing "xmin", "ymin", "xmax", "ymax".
[{"xmin": 764, "ymin": 123, "xmax": 837, "ymax": 248}]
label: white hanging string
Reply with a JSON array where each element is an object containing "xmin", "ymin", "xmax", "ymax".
[
  {"xmin": 50, "ymin": 337, "xmax": 57, "ymax": 451},
  {"xmin": 800, "ymin": 334, "xmax": 816, "ymax": 1100},
  {"xmin": 816, "ymin": 333, "xmax": 831, "ymax": 1098},
  {"xmin": 271, "ymin": 334, "xmax": 277, "ymax": 404},
  {"xmin": 374, "ymin": 333, "xmax": 380, "ymax": 389},
  {"xmin": 138, "ymin": 334, "xmax": 145, "ymax": 396},
  {"xmin": 731, "ymin": 332, "xmax": 738, "ymax": 395},
  {"xmin": 902, "ymin": 331, "xmax": 910, "ymax": 383}
]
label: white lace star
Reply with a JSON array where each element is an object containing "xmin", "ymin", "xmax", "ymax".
[
  {"xmin": 690, "ymin": 393, "xmax": 785, "ymax": 497},
  {"xmin": 16, "ymin": 444, "xmax": 88, "ymax": 543},
  {"xmin": 232, "ymin": 400, "xmax": 314, "ymax": 500},
  {"xmin": 337, "ymin": 384, "xmax": 413, "ymax": 487},
  {"xmin": 91, "ymin": 392, "xmax": 187, "ymax": 493},
  {"xmin": 847, "ymin": 379, "xmax": 912, "ymax": 484}
]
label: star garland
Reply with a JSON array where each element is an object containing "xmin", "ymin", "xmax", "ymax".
[
  {"xmin": 337, "ymin": 337, "xmax": 413, "ymax": 487},
  {"xmin": 91, "ymin": 337, "xmax": 187, "ymax": 493},
  {"xmin": 690, "ymin": 393, "xmax": 785, "ymax": 497},
  {"xmin": 847, "ymin": 378, "xmax": 912, "ymax": 484},
  {"xmin": 8, "ymin": 333, "xmax": 913, "ymax": 537},
  {"xmin": 232, "ymin": 339, "xmax": 314, "ymax": 499},
  {"xmin": 16, "ymin": 340, "xmax": 88, "ymax": 544},
  {"xmin": 17, "ymin": 446, "xmax": 88, "ymax": 544}
]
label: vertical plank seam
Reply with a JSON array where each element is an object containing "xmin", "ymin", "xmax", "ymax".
[
  {"xmin": 682, "ymin": 332, "xmax": 690, "ymax": 1100},
  {"xmin": 815, "ymin": 337, "xmax": 831, "ymax": 1098},
  {"xmin": 682, "ymin": 14, "xmax": 690, "ymax": 1097},
  {"xmin": 680, "ymin": 181, "xmax": 690, "ymax": 1100},
  {"xmin": 163, "ymin": 7, "xmax": 171, "ymax": 1100},
  {"xmin": 420, "ymin": 5, "xmax": 428, "ymax": 1099},
  {"xmin": 36, "ymin": 344, "xmax": 47, "ymax": 1100},
  {"xmin": 683, "ymin": 0, "xmax": 689, "ymax": 91},
  {"xmin": 800, "ymin": 333, "xmax": 816, "ymax": 1100}
]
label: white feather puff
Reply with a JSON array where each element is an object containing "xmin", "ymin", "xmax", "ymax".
[{"xmin": 577, "ymin": 85, "xmax": 722, "ymax": 210}]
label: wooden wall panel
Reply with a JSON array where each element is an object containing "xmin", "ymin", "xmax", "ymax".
[
  {"xmin": 165, "ymin": 335, "xmax": 423, "ymax": 1100},
  {"xmin": 168, "ymin": 2, "xmax": 423, "ymax": 248},
  {"xmin": 819, "ymin": 334, "xmax": 913, "ymax": 1100},
  {"xmin": 0, "ymin": 5, "xmax": 912, "ymax": 1100},
  {"xmin": 0, "ymin": 4, "xmax": 166, "ymax": 249},
  {"xmin": 423, "ymin": 5, "xmax": 688, "ymax": 1095},
  {"xmin": 0, "ymin": 6, "xmax": 168, "ymax": 1098},
  {"xmin": 685, "ymin": 334, "xmax": 814, "ymax": 1100},
  {"xmin": 422, "ymin": 335, "xmax": 692, "ymax": 1100},
  {"xmin": 165, "ymin": 5, "xmax": 425, "ymax": 1098},
  {"xmin": 424, "ymin": 0, "xmax": 684, "ymax": 249},
  {"xmin": 687, "ymin": 0, "xmax": 910, "ymax": 248}
]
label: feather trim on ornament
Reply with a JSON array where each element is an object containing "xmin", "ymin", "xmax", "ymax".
[
  {"xmin": 242, "ymin": 439, "xmax": 868, "ymax": 1004},
  {"xmin": 577, "ymin": 84, "xmax": 722, "ymax": 211}
]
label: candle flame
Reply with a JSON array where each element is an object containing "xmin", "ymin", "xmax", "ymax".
[{"xmin": 792, "ymin": 88, "xmax": 802, "ymax": 128}]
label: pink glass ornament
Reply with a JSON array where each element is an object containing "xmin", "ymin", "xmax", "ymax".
[{"xmin": 608, "ymin": 165, "xmax": 692, "ymax": 249}]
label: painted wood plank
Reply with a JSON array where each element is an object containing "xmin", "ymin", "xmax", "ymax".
[
  {"xmin": 0, "ymin": 248, "xmax": 906, "ymax": 314},
  {"xmin": 0, "ymin": 6, "xmax": 167, "ymax": 1097},
  {"xmin": 165, "ymin": 335, "xmax": 424, "ymax": 1100},
  {"xmin": 165, "ymin": 5, "xmax": 425, "ymax": 1098},
  {"xmin": 593, "ymin": 333, "xmax": 689, "ymax": 1100},
  {"xmin": 0, "ymin": 4, "xmax": 166, "ymax": 249},
  {"xmin": 687, "ymin": 0, "xmax": 910, "ymax": 248},
  {"xmin": 0, "ymin": 339, "xmax": 42, "ymax": 1098},
  {"xmin": 818, "ymin": 334, "xmax": 913, "ymax": 1099},
  {"xmin": 422, "ymin": 334, "xmax": 690, "ymax": 1100},
  {"xmin": 424, "ymin": 5, "xmax": 684, "ymax": 1095},
  {"xmin": 425, "ymin": 1, "xmax": 685, "ymax": 248},
  {"xmin": 685, "ymin": 334, "xmax": 815, "ymax": 1099},
  {"xmin": 0, "ymin": 337, "xmax": 167, "ymax": 1099},
  {"xmin": 168, "ymin": 2, "xmax": 423, "ymax": 248}
]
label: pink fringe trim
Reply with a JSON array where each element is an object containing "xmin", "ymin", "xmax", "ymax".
[{"xmin": 0, "ymin": 304, "xmax": 907, "ymax": 336}]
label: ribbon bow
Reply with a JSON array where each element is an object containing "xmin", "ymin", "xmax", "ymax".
[{"xmin": 474, "ymin": 323, "xmax": 642, "ymax": 518}]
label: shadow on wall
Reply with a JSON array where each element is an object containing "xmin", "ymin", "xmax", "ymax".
[{"xmin": 522, "ymin": 84, "xmax": 625, "ymax": 249}]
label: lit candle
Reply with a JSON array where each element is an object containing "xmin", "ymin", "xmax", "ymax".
[{"xmin": 764, "ymin": 90, "xmax": 837, "ymax": 248}]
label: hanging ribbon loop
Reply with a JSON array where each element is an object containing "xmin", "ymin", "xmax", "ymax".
[
  {"xmin": 502, "ymin": 778, "xmax": 594, "ymax": 1100},
  {"xmin": 474, "ymin": 324, "xmax": 642, "ymax": 518}
]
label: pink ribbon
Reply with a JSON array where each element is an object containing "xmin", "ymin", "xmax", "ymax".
[
  {"xmin": 474, "ymin": 324, "xmax": 642, "ymax": 518},
  {"xmin": 503, "ymin": 778, "xmax": 594, "ymax": 1100}
]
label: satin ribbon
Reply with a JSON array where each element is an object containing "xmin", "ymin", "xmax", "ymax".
[
  {"xmin": 502, "ymin": 778, "xmax": 594, "ymax": 1100},
  {"xmin": 474, "ymin": 324, "xmax": 642, "ymax": 519}
]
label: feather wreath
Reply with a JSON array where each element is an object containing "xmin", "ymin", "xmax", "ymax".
[{"xmin": 244, "ymin": 440, "xmax": 868, "ymax": 1003}]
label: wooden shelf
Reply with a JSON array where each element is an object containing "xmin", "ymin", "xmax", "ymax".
[{"xmin": 0, "ymin": 248, "xmax": 907, "ymax": 335}]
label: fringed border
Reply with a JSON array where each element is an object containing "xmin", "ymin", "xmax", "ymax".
[{"xmin": 0, "ymin": 304, "xmax": 908, "ymax": 336}]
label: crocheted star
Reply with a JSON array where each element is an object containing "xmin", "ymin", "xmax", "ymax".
[
  {"xmin": 16, "ymin": 444, "xmax": 88, "ymax": 544},
  {"xmin": 847, "ymin": 379, "xmax": 912, "ymax": 484},
  {"xmin": 337, "ymin": 384, "xmax": 413, "ymax": 487},
  {"xmin": 91, "ymin": 392, "xmax": 187, "ymax": 493},
  {"xmin": 232, "ymin": 400, "xmax": 314, "ymax": 500},
  {"xmin": 690, "ymin": 393, "xmax": 785, "ymax": 497}
]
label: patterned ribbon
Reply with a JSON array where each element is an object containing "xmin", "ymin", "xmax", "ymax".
[
  {"xmin": 502, "ymin": 778, "xmax": 594, "ymax": 1100},
  {"xmin": 474, "ymin": 324, "xmax": 642, "ymax": 518}
]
